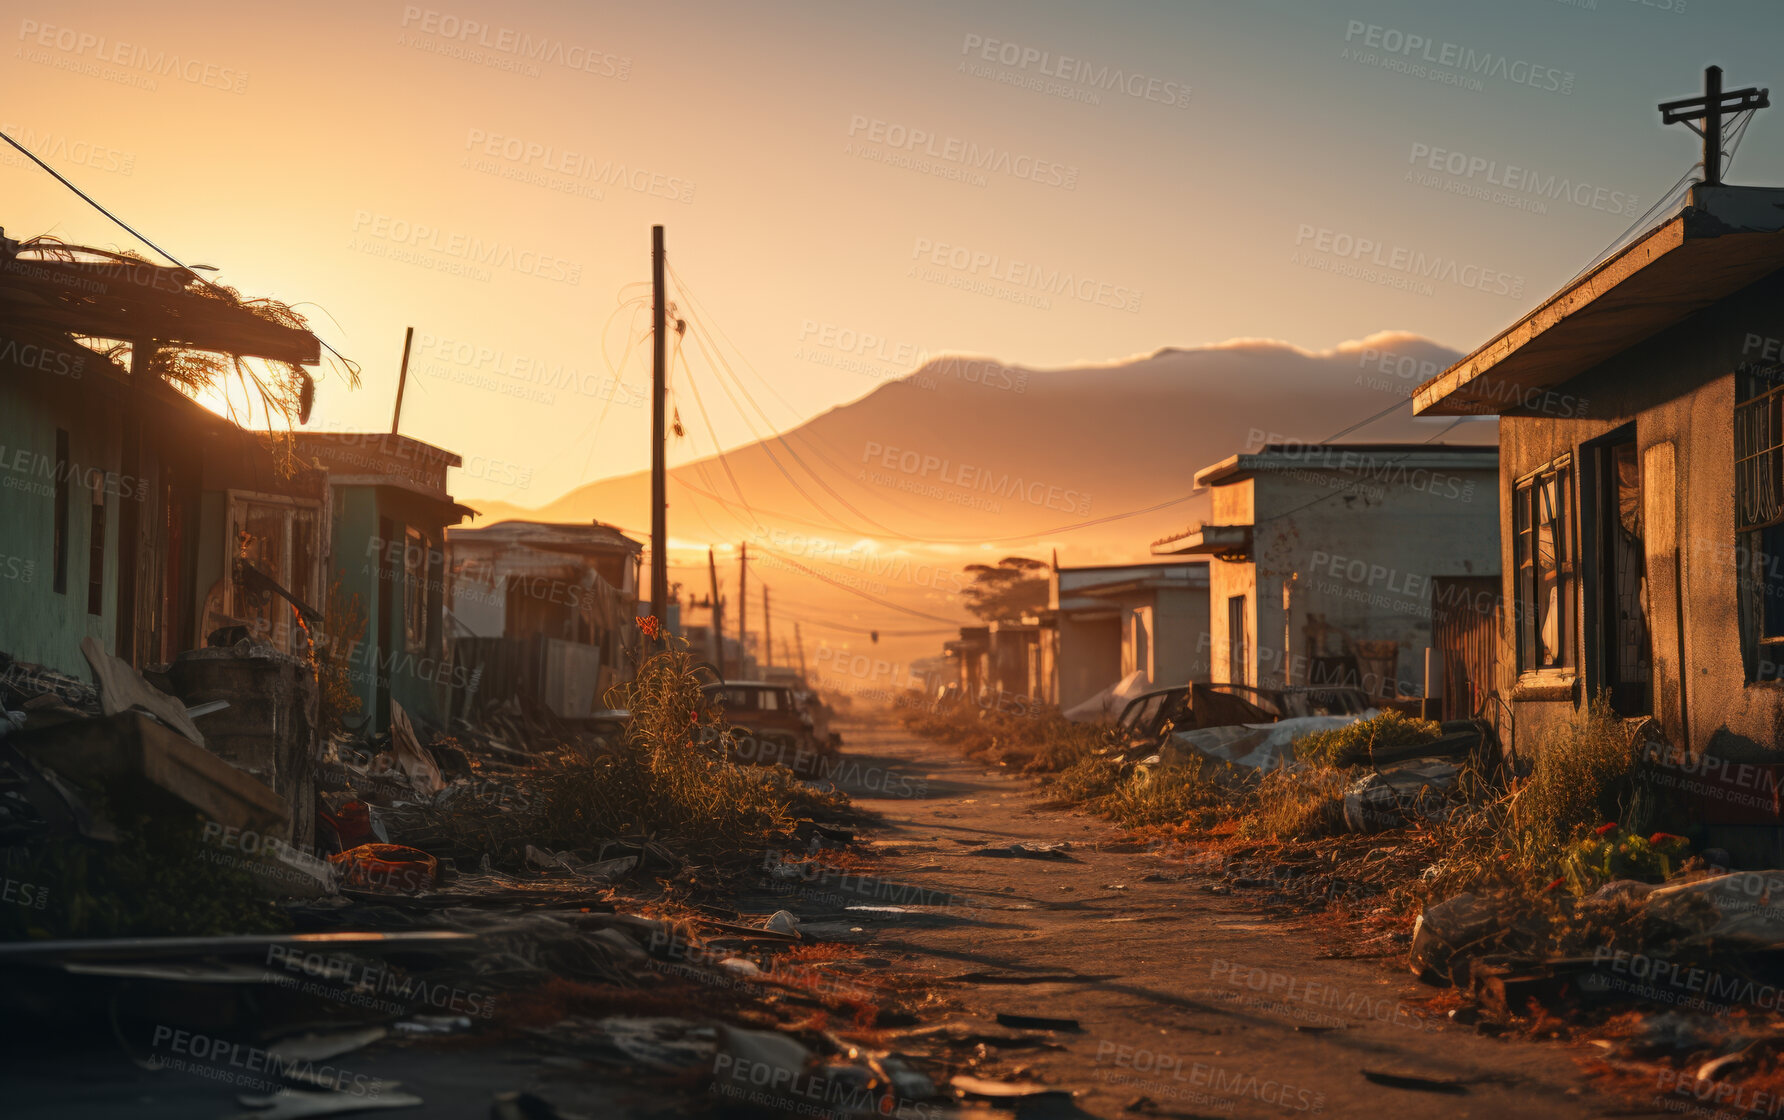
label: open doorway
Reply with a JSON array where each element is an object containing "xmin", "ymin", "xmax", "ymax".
[{"xmin": 1596, "ymin": 435, "xmax": 1651, "ymax": 716}]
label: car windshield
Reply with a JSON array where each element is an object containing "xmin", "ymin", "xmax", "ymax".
[{"xmin": 710, "ymin": 687, "xmax": 787, "ymax": 712}]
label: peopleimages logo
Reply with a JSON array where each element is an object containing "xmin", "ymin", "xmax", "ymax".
[
  {"xmin": 1406, "ymin": 142, "xmax": 1641, "ymax": 217},
  {"xmin": 845, "ymin": 114, "xmax": 1079, "ymax": 190},
  {"xmin": 860, "ymin": 440, "xmax": 1092, "ymax": 515},
  {"xmin": 958, "ymin": 34, "xmax": 1191, "ymax": 108},
  {"xmin": 1293, "ymin": 224, "xmax": 1525, "ymax": 299},
  {"xmin": 909, "ymin": 237, "xmax": 1143, "ymax": 312},
  {"xmin": 1341, "ymin": 22, "xmax": 1574, "ymax": 95}
]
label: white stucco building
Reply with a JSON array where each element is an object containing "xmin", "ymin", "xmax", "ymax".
[{"xmin": 1152, "ymin": 443, "xmax": 1500, "ymax": 708}]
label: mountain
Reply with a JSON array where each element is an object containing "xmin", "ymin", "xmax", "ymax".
[{"xmin": 460, "ymin": 331, "xmax": 1488, "ymax": 685}]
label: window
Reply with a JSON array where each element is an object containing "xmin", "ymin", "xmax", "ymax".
[
  {"xmin": 1514, "ymin": 458, "xmax": 1575, "ymax": 672},
  {"xmin": 1227, "ymin": 595, "xmax": 1249, "ymax": 685},
  {"xmin": 52, "ymin": 429, "xmax": 69, "ymax": 594},
  {"xmin": 403, "ymin": 527, "xmax": 429, "ymax": 653},
  {"xmin": 226, "ymin": 493, "xmax": 322, "ymax": 655},
  {"xmin": 1736, "ymin": 363, "xmax": 1784, "ymax": 678}
]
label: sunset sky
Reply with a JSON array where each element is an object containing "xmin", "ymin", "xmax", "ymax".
[{"xmin": 7, "ymin": 0, "xmax": 1782, "ymax": 517}]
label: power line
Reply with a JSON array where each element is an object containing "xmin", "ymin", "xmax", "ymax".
[{"xmin": 1, "ymin": 127, "xmax": 359, "ymax": 374}]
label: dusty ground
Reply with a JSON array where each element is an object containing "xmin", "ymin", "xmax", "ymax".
[
  {"xmin": 816, "ymin": 716, "xmax": 1659, "ymax": 1120},
  {"xmin": 0, "ymin": 715, "xmax": 1684, "ymax": 1119}
]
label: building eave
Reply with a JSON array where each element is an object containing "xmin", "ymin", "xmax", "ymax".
[{"xmin": 1414, "ymin": 185, "xmax": 1784, "ymax": 417}]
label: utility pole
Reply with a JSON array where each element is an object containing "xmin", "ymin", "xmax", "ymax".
[
  {"xmin": 650, "ymin": 226, "xmax": 669, "ymax": 634},
  {"xmin": 763, "ymin": 585, "xmax": 773, "ymax": 669},
  {"xmin": 794, "ymin": 623, "xmax": 808, "ymax": 681},
  {"xmin": 707, "ymin": 547, "xmax": 725, "ymax": 675},
  {"xmin": 738, "ymin": 543, "xmax": 748, "ymax": 675},
  {"xmin": 391, "ymin": 326, "xmax": 414, "ymax": 434},
  {"xmin": 1660, "ymin": 66, "xmax": 1770, "ymax": 187}
]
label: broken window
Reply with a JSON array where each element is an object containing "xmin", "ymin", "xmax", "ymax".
[
  {"xmin": 226, "ymin": 493, "xmax": 321, "ymax": 655},
  {"xmin": 1736, "ymin": 363, "xmax": 1784, "ymax": 679},
  {"xmin": 404, "ymin": 527, "xmax": 432, "ymax": 654},
  {"xmin": 1514, "ymin": 458, "xmax": 1574, "ymax": 672}
]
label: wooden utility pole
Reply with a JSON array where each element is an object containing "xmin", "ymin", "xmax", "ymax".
[
  {"xmin": 738, "ymin": 543, "xmax": 748, "ymax": 675},
  {"xmin": 707, "ymin": 547, "xmax": 725, "ymax": 674},
  {"xmin": 794, "ymin": 622, "xmax": 808, "ymax": 681},
  {"xmin": 650, "ymin": 226, "xmax": 669, "ymax": 632},
  {"xmin": 391, "ymin": 326, "xmax": 414, "ymax": 434},
  {"xmin": 1661, "ymin": 66, "xmax": 1770, "ymax": 187},
  {"xmin": 763, "ymin": 585, "xmax": 773, "ymax": 669}
]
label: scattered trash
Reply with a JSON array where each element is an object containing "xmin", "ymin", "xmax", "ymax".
[
  {"xmin": 383, "ymin": 701, "xmax": 445, "ymax": 796},
  {"xmin": 489, "ymin": 1091, "xmax": 568, "ymax": 1120},
  {"xmin": 268, "ymin": 1026, "xmax": 387, "ymax": 1063},
  {"xmin": 970, "ymin": 841, "xmax": 1074, "ymax": 860},
  {"xmin": 1359, "ymin": 1069, "xmax": 1468, "ymax": 1094},
  {"xmin": 1165, "ymin": 714, "xmax": 1362, "ymax": 772},
  {"xmin": 394, "ymin": 1016, "xmax": 472, "ymax": 1034},
  {"xmin": 994, "ymin": 1012, "xmax": 1081, "ymax": 1032},
  {"xmin": 82, "ymin": 635, "xmax": 205, "ymax": 746},
  {"xmin": 327, "ymin": 843, "xmax": 439, "ymax": 892},
  {"xmin": 949, "ymin": 1073, "xmax": 1072, "ymax": 1100},
  {"xmin": 228, "ymin": 1087, "xmax": 425, "ymax": 1119},
  {"xmin": 1343, "ymin": 760, "xmax": 1458, "ymax": 834}
]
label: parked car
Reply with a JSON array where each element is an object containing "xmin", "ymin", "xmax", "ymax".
[
  {"xmin": 1201, "ymin": 683, "xmax": 1372, "ymax": 720},
  {"xmin": 1110, "ymin": 682, "xmax": 1374, "ymax": 758},
  {"xmin": 1111, "ymin": 686, "xmax": 1193, "ymax": 753},
  {"xmin": 700, "ymin": 681, "xmax": 834, "ymax": 778}
]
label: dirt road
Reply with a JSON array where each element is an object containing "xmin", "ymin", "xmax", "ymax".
[{"xmin": 818, "ymin": 717, "xmax": 1643, "ymax": 1120}]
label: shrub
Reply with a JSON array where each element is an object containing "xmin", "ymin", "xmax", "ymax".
[
  {"xmin": 1510, "ymin": 698, "xmax": 1650, "ymax": 869},
  {"xmin": 1240, "ymin": 767, "xmax": 1350, "ymax": 841},
  {"xmin": 1294, "ymin": 710, "xmax": 1441, "ymax": 769}
]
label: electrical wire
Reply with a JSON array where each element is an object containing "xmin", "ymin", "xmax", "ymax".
[{"xmin": 1, "ymin": 127, "xmax": 359, "ymax": 374}]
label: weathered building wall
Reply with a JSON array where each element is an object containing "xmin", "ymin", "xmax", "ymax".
[
  {"xmin": 1498, "ymin": 268, "xmax": 1784, "ymax": 763},
  {"xmin": 1152, "ymin": 585, "xmax": 1212, "ymax": 687},
  {"xmin": 0, "ymin": 371, "xmax": 123, "ymax": 675},
  {"xmin": 1202, "ymin": 456, "xmax": 1498, "ymax": 694}
]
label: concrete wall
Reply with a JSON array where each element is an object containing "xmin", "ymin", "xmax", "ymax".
[
  {"xmin": 1153, "ymin": 585, "xmax": 1213, "ymax": 686},
  {"xmin": 1204, "ymin": 459, "xmax": 1499, "ymax": 693},
  {"xmin": 1497, "ymin": 267, "xmax": 1784, "ymax": 764},
  {"xmin": 1056, "ymin": 612, "xmax": 1121, "ymax": 710}
]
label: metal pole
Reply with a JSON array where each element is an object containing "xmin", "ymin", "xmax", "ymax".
[
  {"xmin": 650, "ymin": 226, "xmax": 669, "ymax": 630},
  {"xmin": 391, "ymin": 326, "xmax": 413, "ymax": 434},
  {"xmin": 1705, "ymin": 65, "xmax": 1724, "ymax": 186},
  {"xmin": 738, "ymin": 543, "xmax": 748, "ymax": 675},
  {"xmin": 707, "ymin": 547, "xmax": 724, "ymax": 674}
]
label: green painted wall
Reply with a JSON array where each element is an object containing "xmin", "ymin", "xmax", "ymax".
[
  {"xmin": 325, "ymin": 485, "xmax": 453, "ymax": 732},
  {"xmin": 0, "ymin": 377, "xmax": 120, "ymax": 676}
]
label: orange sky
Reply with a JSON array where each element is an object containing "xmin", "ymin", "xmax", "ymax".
[{"xmin": 7, "ymin": 0, "xmax": 1780, "ymax": 518}]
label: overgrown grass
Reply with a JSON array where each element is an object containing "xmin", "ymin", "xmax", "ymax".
[
  {"xmin": 904, "ymin": 690, "xmax": 1675, "ymax": 918},
  {"xmin": 897, "ymin": 697, "xmax": 1104, "ymax": 772},
  {"xmin": 1508, "ymin": 698, "xmax": 1653, "ymax": 870},
  {"xmin": 421, "ymin": 633, "xmax": 845, "ymax": 870},
  {"xmin": 1295, "ymin": 710, "xmax": 1441, "ymax": 768},
  {"xmin": 1239, "ymin": 767, "xmax": 1351, "ymax": 841}
]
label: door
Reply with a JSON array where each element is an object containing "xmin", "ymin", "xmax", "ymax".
[
  {"xmin": 1599, "ymin": 438, "xmax": 1651, "ymax": 715},
  {"xmin": 1432, "ymin": 576, "xmax": 1502, "ymax": 721},
  {"xmin": 1643, "ymin": 442, "xmax": 1686, "ymax": 744},
  {"xmin": 1227, "ymin": 596, "xmax": 1249, "ymax": 685}
]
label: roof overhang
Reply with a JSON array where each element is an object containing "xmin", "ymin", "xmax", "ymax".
[
  {"xmin": 1415, "ymin": 185, "xmax": 1784, "ymax": 416},
  {"xmin": 1151, "ymin": 523, "xmax": 1253, "ymax": 559}
]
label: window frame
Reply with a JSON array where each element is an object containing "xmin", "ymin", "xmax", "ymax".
[
  {"xmin": 1513, "ymin": 456, "xmax": 1576, "ymax": 676},
  {"xmin": 1735, "ymin": 361, "xmax": 1784, "ymax": 681},
  {"xmin": 225, "ymin": 490, "xmax": 323, "ymax": 655}
]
